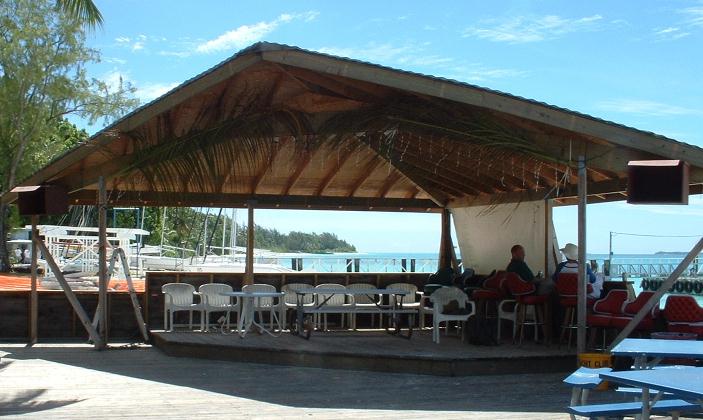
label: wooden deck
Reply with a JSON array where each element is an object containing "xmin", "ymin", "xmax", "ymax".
[
  {"xmin": 152, "ymin": 329, "xmax": 576, "ymax": 376},
  {"xmin": 0, "ymin": 343, "xmax": 622, "ymax": 419}
]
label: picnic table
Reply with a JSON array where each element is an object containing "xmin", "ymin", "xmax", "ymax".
[
  {"xmin": 291, "ymin": 288, "xmax": 415, "ymax": 339},
  {"xmin": 600, "ymin": 367, "xmax": 703, "ymax": 418},
  {"xmin": 220, "ymin": 291, "xmax": 285, "ymax": 338},
  {"xmin": 610, "ymin": 337, "xmax": 703, "ymax": 368}
]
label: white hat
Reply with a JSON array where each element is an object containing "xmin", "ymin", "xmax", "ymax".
[{"xmin": 560, "ymin": 243, "xmax": 579, "ymax": 260}]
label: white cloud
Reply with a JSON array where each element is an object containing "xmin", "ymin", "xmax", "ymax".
[
  {"xmin": 653, "ymin": 26, "xmax": 691, "ymax": 40},
  {"xmin": 681, "ymin": 4, "xmax": 703, "ymax": 27},
  {"xmin": 101, "ymin": 70, "xmax": 130, "ymax": 92},
  {"xmin": 317, "ymin": 42, "xmax": 523, "ymax": 83},
  {"xmin": 463, "ymin": 14, "xmax": 603, "ymax": 43},
  {"xmin": 317, "ymin": 43, "xmax": 416, "ymax": 63},
  {"xmin": 195, "ymin": 11, "xmax": 318, "ymax": 54},
  {"xmin": 100, "ymin": 70, "xmax": 178, "ymax": 103},
  {"xmin": 135, "ymin": 82, "xmax": 180, "ymax": 103},
  {"xmin": 596, "ymin": 99, "xmax": 703, "ymax": 117}
]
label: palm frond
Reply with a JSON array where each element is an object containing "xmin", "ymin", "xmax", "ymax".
[{"xmin": 56, "ymin": 0, "xmax": 103, "ymax": 28}]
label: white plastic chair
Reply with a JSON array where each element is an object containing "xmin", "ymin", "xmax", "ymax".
[
  {"xmin": 315, "ymin": 283, "xmax": 351, "ymax": 331},
  {"xmin": 242, "ymin": 284, "xmax": 283, "ymax": 329},
  {"xmin": 346, "ymin": 283, "xmax": 381, "ymax": 330},
  {"xmin": 497, "ymin": 298, "xmax": 537, "ymax": 342},
  {"xmin": 387, "ymin": 282, "xmax": 420, "ymax": 327},
  {"xmin": 162, "ymin": 283, "xmax": 203, "ymax": 331},
  {"xmin": 281, "ymin": 283, "xmax": 315, "ymax": 328},
  {"xmin": 429, "ymin": 287, "xmax": 475, "ymax": 343},
  {"xmin": 199, "ymin": 283, "xmax": 238, "ymax": 331}
]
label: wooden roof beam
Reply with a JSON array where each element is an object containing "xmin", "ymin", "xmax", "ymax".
[
  {"xmin": 377, "ymin": 172, "xmax": 403, "ymax": 198},
  {"xmin": 362, "ymin": 136, "xmax": 449, "ymax": 206},
  {"xmin": 66, "ymin": 189, "xmax": 442, "ymax": 212},
  {"xmin": 348, "ymin": 156, "xmax": 386, "ymax": 197},
  {"xmin": 388, "ymin": 145, "xmax": 504, "ymax": 195},
  {"xmin": 448, "ymin": 178, "xmax": 630, "ymax": 208},
  {"xmin": 251, "ymin": 140, "xmax": 284, "ymax": 193},
  {"xmin": 283, "ymin": 145, "xmax": 317, "ymax": 195},
  {"xmin": 316, "ymin": 141, "xmax": 361, "ymax": 195}
]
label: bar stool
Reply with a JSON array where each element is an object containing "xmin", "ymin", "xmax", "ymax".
[
  {"xmin": 556, "ymin": 273, "xmax": 593, "ymax": 347},
  {"xmin": 505, "ymin": 273, "xmax": 550, "ymax": 344}
]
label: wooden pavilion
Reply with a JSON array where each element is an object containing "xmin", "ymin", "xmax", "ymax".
[{"xmin": 3, "ymin": 42, "xmax": 703, "ymax": 351}]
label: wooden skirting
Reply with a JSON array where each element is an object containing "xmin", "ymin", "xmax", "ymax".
[{"xmin": 151, "ymin": 330, "xmax": 576, "ymax": 377}]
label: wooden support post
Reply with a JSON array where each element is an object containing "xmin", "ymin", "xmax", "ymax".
[
  {"xmin": 544, "ymin": 199, "xmax": 553, "ymax": 276},
  {"xmin": 608, "ymin": 237, "xmax": 703, "ymax": 351},
  {"xmin": 35, "ymin": 238, "xmax": 102, "ymax": 345},
  {"xmin": 29, "ymin": 215, "xmax": 39, "ymax": 344},
  {"xmin": 438, "ymin": 208, "xmax": 452, "ymax": 271},
  {"xmin": 577, "ymin": 157, "xmax": 587, "ymax": 354},
  {"xmin": 97, "ymin": 177, "xmax": 108, "ymax": 349},
  {"xmin": 244, "ymin": 201, "xmax": 255, "ymax": 285}
]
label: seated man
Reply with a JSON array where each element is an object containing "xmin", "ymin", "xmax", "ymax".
[
  {"xmin": 553, "ymin": 243, "xmax": 601, "ymax": 298},
  {"xmin": 507, "ymin": 244, "xmax": 553, "ymax": 294}
]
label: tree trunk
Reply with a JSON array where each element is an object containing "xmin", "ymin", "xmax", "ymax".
[{"xmin": 0, "ymin": 203, "xmax": 11, "ymax": 272}]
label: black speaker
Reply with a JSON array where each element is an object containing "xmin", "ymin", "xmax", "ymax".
[
  {"xmin": 627, "ymin": 160, "xmax": 688, "ymax": 205},
  {"xmin": 14, "ymin": 185, "xmax": 69, "ymax": 215}
]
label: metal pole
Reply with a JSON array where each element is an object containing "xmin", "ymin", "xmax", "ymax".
[
  {"xmin": 232, "ymin": 208, "xmax": 237, "ymax": 255},
  {"xmin": 98, "ymin": 176, "xmax": 108, "ymax": 349},
  {"xmin": 577, "ymin": 156, "xmax": 587, "ymax": 354},
  {"xmin": 29, "ymin": 215, "xmax": 39, "ymax": 344},
  {"xmin": 222, "ymin": 208, "xmax": 226, "ymax": 256},
  {"xmin": 609, "ymin": 231, "xmax": 613, "ymax": 261},
  {"xmin": 245, "ymin": 202, "xmax": 255, "ymax": 285},
  {"xmin": 160, "ymin": 207, "xmax": 167, "ymax": 257},
  {"xmin": 202, "ymin": 213, "xmax": 208, "ymax": 258}
]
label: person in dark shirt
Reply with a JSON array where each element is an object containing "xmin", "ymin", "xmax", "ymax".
[
  {"xmin": 506, "ymin": 244, "xmax": 535, "ymax": 282},
  {"xmin": 507, "ymin": 244, "xmax": 553, "ymax": 295}
]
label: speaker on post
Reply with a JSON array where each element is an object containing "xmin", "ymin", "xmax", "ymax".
[
  {"xmin": 627, "ymin": 160, "xmax": 689, "ymax": 205},
  {"xmin": 13, "ymin": 185, "xmax": 69, "ymax": 216}
]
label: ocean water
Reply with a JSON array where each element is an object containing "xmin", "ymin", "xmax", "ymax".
[
  {"xmin": 275, "ymin": 251, "xmax": 703, "ymax": 305},
  {"xmin": 276, "ymin": 251, "xmax": 702, "ymax": 275}
]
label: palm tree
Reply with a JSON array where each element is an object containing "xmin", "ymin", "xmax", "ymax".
[{"xmin": 56, "ymin": 0, "xmax": 103, "ymax": 28}]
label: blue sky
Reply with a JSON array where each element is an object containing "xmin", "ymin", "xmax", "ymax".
[{"xmin": 82, "ymin": 0, "xmax": 703, "ymax": 254}]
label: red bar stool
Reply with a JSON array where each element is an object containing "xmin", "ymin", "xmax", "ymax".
[
  {"xmin": 471, "ymin": 271, "xmax": 508, "ymax": 320},
  {"xmin": 555, "ymin": 273, "xmax": 594, "ymax": 347},
  {"xmin": 504, "ymin": 273, "xmax": 550, "ymax": 345},
  {"xmin": 586, "ymin": 290, "xmax": 629, "ymax": 349}
]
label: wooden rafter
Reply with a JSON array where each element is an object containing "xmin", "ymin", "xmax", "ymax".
[
  {"xmin": 348, "ymin": 156, "xmax": 386, "ymax": 197},
  {"xmin": 283, "ymin": 145, "xmax": 317, "ymax": 195},
  {"xmin": 67, "ymin": 189, "xmax": 442, "ymax": 212},
  {"xmin": 377, "ymin": 171, "xmax": 403, "ymax": 198},
  {"xmin": 316, "ymin": 140, "xmax": 361, "ymax": 195},
  {"xmin": 361, "ymin": 136, "xmax": 448, "ymax": 205},
  {"xmin": 251, "ymin": 140, "xmax": 284, "ymax": 193}
]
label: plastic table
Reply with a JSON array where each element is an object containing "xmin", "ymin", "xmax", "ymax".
[
  {"xmin": 600, "ymin": 366, "xmax": 703, "ymax": 418},
  {"xmin": 220, "ymin": 291, "xmax": 285, "ymax": 338},
  {"xmin": 610, "ymin": 338, "xmax": 703, "ymax": 368},
  {"xmin": 292, "ymin": 288, "xmax": 413, "ymax": 339}
]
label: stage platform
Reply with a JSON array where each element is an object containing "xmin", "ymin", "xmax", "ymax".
[{"xmin": 151, "ymin": 329, "xmax": 577, "ymax": 377}]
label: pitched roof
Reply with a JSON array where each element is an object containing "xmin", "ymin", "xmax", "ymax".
[{"xmin": 4, "ymin": 42, "xmax": 702, "ymax": 210}]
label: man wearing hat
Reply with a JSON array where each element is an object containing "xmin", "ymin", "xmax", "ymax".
[{"xmin": 553, "ymin": 243, "xmax": 601, "ymax": 298}]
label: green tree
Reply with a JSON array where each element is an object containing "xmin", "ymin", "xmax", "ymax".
[{"xmin": 0, "ymin": 0, "xmax": 137, "ymax": 270}]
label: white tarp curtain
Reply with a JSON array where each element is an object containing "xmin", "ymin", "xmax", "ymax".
[{"xmin": 452, "ymin": 201, "xmax": 558, "ymax": 276}]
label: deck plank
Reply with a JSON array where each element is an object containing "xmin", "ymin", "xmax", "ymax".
[{"xmin": 0, "ymin": 342, "xmax": 630, "ymax": 419}]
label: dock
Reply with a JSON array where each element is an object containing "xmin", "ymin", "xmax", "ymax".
[
  {"xmin": 0, "ymin": 343, "xmax": 612, "ymax": 419},
  {"xmin": 151, "ymin": 329, "xmax": 576, "ymax": 377}
]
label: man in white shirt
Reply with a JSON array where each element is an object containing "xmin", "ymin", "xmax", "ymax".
[{"xmin": 553, "ymin": 243, "xmax": 602, "ymax": 298}]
